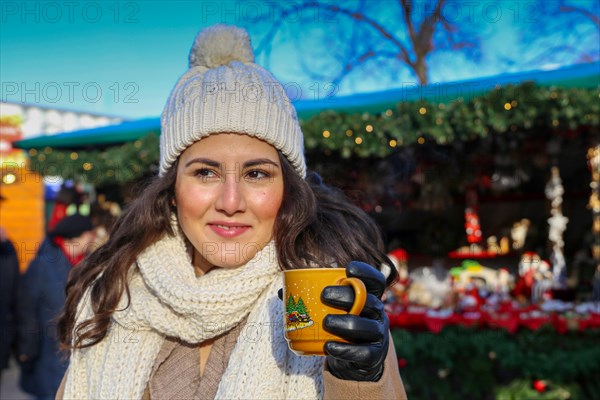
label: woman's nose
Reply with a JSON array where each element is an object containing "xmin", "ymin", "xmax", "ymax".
[{"xmin": 214, "ymin": 175, "xmax": 246, "ymax": 215}]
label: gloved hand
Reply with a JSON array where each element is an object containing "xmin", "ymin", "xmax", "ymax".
[{"xmin": 321, "ymin": 261, "xmax": 389, "ymax": 382}]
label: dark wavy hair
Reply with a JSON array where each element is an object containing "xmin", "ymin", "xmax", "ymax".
[{"xmin": 59, "ymin": 153, "xmax": 396, "ymax": 349}]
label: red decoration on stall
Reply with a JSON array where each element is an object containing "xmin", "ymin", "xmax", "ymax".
[
  {"xmin": 465, "ymin": 208, "xmax": 482, "ymax": 244},
  {"xmin": 533, "ymin": 379, "xmax": 548, "ymax": 393},
  {"xmin": 484, "ymin": 311, "xmax": 520, "ymax": 334},
  {"xmin": 464, "ymin": 188, "xmax": 482, "ymax": 244}
]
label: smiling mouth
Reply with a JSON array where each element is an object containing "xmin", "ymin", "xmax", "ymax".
[
  {"xmin": 208, "ymin": 223, "xmax": 250, "ymax": 238},
  {"xmin": 215, "ymin": 224, "xmax": 238, "ymax": 230},
  {"xmin": 212, "ymin": 223, "xmax": 249, "ymax": 229}
]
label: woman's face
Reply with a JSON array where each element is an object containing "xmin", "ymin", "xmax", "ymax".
[{"xmin": 175, "ymin": 133, "xmax": 284, "ymax": 274}]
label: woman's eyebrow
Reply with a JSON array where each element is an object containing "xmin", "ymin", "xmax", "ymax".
[
  {"xmin": 243, "ymin": 159, "xmax": 280, "ymax": 168},
  {"xmin": 184, "ymin": 157, "xmax": 220, "ymax": 168},
  {"xmin": 184, "ymin": 157, "xmax": 280, "ymax": 169}
]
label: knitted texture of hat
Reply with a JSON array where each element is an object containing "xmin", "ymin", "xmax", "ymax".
[{"xmin": 160, "ymin": 24, "xmax": 306, "ymax": 177}]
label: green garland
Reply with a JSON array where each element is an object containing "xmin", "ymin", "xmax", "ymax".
[
  {"xmin": 26, "ymin": 133, "xmax": 160, "ymax": 186},
  {"xmin": 26, "ymin": 83, "xmax": 600, "ymax": 185},
  {"xmin": 302, "ymin": 82, "xmax": 600, "ymax": 158},
  {"xmin": 392, "ymin": 326, "xmax": 600, "ymax": 400}
]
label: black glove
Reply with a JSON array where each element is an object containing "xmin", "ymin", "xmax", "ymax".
[{"xmin": 321, "ymin": 261, "xmax": 389, "ymax": 382}]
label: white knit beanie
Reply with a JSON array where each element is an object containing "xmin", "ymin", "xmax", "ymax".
[{"xmin": 160, "ymin": 24, "xmax": 306, "ymax": 177}]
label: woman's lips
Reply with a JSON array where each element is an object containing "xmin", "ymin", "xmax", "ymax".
[{"xmin": 208, "ymin": 223, "xmax": 250, "ymax": 238}]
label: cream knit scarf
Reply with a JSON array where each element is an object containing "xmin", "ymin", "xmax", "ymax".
[{"xmin": 63, "ymin": 220, "xmax": 323, "ymax": 399}]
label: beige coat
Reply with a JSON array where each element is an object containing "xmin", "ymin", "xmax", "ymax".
[{"xmin": 57, "ymin": 338, "xmax": 406, "ymax": 399}]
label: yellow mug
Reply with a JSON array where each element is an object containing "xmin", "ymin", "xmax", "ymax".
[{"xmin": 283, "ymin": 268, "xmax": 367, "ymax": 356}]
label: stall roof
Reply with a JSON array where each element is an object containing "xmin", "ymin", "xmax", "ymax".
[
  {"xmin": 13, "ymin": 117, "xmax": 160, "ymax": 150},
  {"xmin": 14, "ymin": 61, "xmax": 600, "ymax": 150}
]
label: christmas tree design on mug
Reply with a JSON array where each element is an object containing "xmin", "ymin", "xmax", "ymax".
[{"xmin": 285, "ymin": 293, "xmax": 314, "ymax": 331}]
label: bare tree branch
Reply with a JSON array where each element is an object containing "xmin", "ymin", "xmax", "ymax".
[
  {"xmin": 560, "ymin": 4, "xmax": 600, "ymax": 30},
  {"xmin": 400, "ymin": 0, "xmax": 417, "ymax": 55},
  {"xmin": 253, "ymin": 0, "xmax": 596, "ymax": 92},
  {"xmin": 303, "ymin": 1, "xmax": 411, "ymax": 62},
  {"xmin": 254, "ymin": 20, "xmax": 284, "ymax": 70}
]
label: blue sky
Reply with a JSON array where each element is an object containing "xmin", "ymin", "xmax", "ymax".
[{"xmin": 1, "ymin": 1, "xmax": 598, "ymax": 119}]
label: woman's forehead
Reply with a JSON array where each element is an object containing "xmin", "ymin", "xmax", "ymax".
[{"xmin": 180, "ymin": 133, "xmax": 279, "ymax": 160}]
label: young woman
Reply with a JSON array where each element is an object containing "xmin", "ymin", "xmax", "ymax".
[{"xmin": 57, "ymin": 25, "xmax": 406, "ymax": 399}]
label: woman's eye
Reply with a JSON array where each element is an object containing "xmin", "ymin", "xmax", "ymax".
[
  {"xmin": 246, "ymin": 169, "xmax": 269, "ymax": 180},
  {"xmin": 193, "ymin": 168, "xmax": 217, "ymax": 179}
]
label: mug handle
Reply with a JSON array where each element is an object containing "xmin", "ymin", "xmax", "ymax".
[{"xmin": 335, "ymin": 277, "xmax": 367, "ymax": 315}]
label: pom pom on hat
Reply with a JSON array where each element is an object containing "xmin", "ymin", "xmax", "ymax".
[{"xmin": 189, "ymin": 24, "xmax": 254, "ymax": 68}]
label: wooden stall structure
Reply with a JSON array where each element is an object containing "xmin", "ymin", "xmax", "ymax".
[{"xmin": 1, "ymin": 115, "xmax": 45, "ymax": 271}]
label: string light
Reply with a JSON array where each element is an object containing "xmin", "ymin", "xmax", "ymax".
[
  {"xmin": 365, "ymin": 124, "xmax": 373, "ymax": 132},
  {"xmin": 389, "ymin": 139, "xmax": 397, "ymax": 148},
  {"xmin": 504, "ymin": 102, "xmax": 512, "ymax": 110},
  {"xmin": 355, "ymin": 137, "xmax": 363, "ymax": 145},
  {"xmin": 419, "ymin": 107, "xmax": 427, "ymax": 115},
  {"xmin": 322, "ymin": 130, "xmax": 330, "ymax": 138},
  {"xmin": 2, "ymin": 173, "xmax": 16, "ymax": 184},
  {"xmin": 28, "ymin": 149, "xmax": 38, "ymax": 156},
  {"xmin": 417, "ymin": 137, "xmax": 425, "ymax": 144},
  {"xmin": 44, "ymin": 147, "xmax": 52, "ymax": 154},
  {"xmin": 24, "ymin": 133, "xmax": 161, "ymax": 186},
  {"xmin": 345, "ymin": 129, "xmax": 353, "ymax": 137},
  {"xmin": 385, "ymin": 109, "xmax": 393, "ymax": 116}
]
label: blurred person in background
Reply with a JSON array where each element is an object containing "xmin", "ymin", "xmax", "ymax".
[
  {"xmin": 17, "ymin": 214, "xmax": 95, "ymax": 399},
  {"xmin": 0, "ymin": 193, "xmax": 20, "ymax": 389}
]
